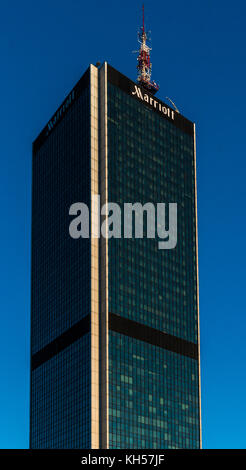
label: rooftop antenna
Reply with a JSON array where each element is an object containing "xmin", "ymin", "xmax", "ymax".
[
  {"xmin": 134, "ymin": 4, "xmax": 159, "ymax": 95},
  {"xmin": 166, "ymin": 96, "xmax": 180, "ymax": 114}
]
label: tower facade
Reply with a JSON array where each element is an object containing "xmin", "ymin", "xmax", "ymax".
[{"xmin": 30, "ymin": 63, "xmax": 201, "ymax": 449}]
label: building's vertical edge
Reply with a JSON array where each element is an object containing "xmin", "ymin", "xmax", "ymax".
[
  {"xmin": 99, "ymin": 62, "xmax": 109, "ymax": 449},
  {"xmin": 90, "ymin": 64, "xmax": 100, "ymax": 449},
  {"xmin": 193, "ymin": 123, "xmax": 202, "ymax": 448},
  {"xmin": 29, "ymin": 146, "xmax": 34, "ymax": 449}
]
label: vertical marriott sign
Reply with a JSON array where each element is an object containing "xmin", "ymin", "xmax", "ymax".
[{"xmin": 131, "ymin": 85, "xmax": 175, "ymax": 121}]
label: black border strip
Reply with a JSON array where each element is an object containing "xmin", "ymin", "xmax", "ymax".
[
  {"xmin": 0, "ymin": 450, "xmax": 245, "ymax": 459},
  {"xmin": 31, "ymin": 314, "xmax": 90, "ymax": 370},
  {"xmin": 109, "ymin": 313, "xmax": 198, "ymax": 360}
]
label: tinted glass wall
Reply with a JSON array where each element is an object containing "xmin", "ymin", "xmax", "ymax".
[
  {"xmin": 107, "ymin": 72, "xmax": 200, "ymax": 449},
  {"xmin": 30, "ymin": 72, "xmax": 91, "ymax": 448}
]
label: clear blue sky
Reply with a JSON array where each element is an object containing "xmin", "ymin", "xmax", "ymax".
[{"xmin": 0, "ymin": 0, "xmax": 245, "ymax": 449}]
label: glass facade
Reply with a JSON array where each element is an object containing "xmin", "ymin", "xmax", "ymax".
[
  {"xmin": 30, "ymin": 70, "xmax": 92, "ymax": 448},
  {"xmin": 31, "ymin": 335, "xmax": 91, "ymax": 448},
  {"xmin": 106, "ymin": 68, "xmax": 200, "ymax": 448},
  {"xmin": 30, "ymin": 63, "xmax": 200, "ymax": 449},
  {"xmin": 108, "ymin": 332, "xmax": 199, "ymax": 449}
]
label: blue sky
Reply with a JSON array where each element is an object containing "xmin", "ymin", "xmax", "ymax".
[{"xmin": 0, "ymin": 0, "xmax": 245, "ymax": 449}]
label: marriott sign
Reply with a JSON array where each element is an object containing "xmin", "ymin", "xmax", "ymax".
[{"xmin": 131, "ymin": 85, "xmax": 175, "ymax": 121}]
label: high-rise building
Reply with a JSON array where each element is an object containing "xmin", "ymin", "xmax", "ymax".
[{"xmin": 30, "ymin": 61, "xmax": 201, "ymax": 449}]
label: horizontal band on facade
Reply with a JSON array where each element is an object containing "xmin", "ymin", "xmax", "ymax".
[
  {"xmin": 31, "ymin": 314, "xmax": 90, "ymax": 370},
  {"xmin": 109, "ymin": 313, "xmax": 198, "ymax": 360}
]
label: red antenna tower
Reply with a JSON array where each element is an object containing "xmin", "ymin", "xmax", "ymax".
[{"xmin": 135, "ymin": 4, "xmax": 159, "ymax": 94}]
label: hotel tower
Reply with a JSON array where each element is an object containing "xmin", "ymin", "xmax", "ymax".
[{"xmin": 30, "ymin": 11, "xmax": 201, "ymax": 449}]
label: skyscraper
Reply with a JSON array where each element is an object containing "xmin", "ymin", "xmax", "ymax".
[{"xmin": 30, "ymin": 60, "xmax": 201, "ymax": 449}]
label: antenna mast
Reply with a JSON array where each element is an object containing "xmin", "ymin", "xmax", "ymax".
[{"xmin": 135, "ymin": 4, "xmax": 159, "ymax": 94}]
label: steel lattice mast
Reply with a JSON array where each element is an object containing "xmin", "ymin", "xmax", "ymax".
[{"xmin": 136, "ymin": 4, "xmax": 159, "ymax": 94}]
